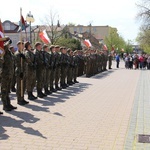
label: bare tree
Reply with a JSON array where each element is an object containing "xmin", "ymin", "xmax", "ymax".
[
  {"xmin": 42, "ymin": 10, "xmax": 62, "ymax": 44},
  {"xmin": 136, "ymin": 0, "xmax": 150, "ymax": 28}
]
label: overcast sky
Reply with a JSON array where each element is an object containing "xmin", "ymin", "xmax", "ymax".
[{"xmin": 0, "ymin": 0, "xmax": 141, "ymax": 44}]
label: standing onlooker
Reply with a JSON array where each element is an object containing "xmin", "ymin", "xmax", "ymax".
[
  {"xmin": 125, "ymin": 55, "xmax": 129, "ymax": 69},
  {"xmin": 147, "ymin": 55, "xmax": 150, "ymax": 69},
  {"xmin": 115, "ymin": 54, "xmax": 120, "ymax": 68},
  {"xmin": 133, "ymin": 54, "xmax": 139, "ymax": 70},
  {"xmin": 139, "ymin": 54, "xmax": 144, "ymax": 69},
  {"xmin": 128, "ymin": 55, "xmax": 133, "ymax": 69}
]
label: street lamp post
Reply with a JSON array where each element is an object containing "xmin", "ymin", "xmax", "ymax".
[{"xmin": 26, "ymin": 11, "xmax": 35, "ymax": 43}]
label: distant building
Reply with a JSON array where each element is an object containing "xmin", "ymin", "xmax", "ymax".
[
  {"xmin": 67, "ymin": 25, "xmax": 117, "ymax": 42},
  {"xmin": 2, "ymin": 20, "xmax": 20, "ymax": 49},
  {"xmin": 2, "ymin": 20, "xmax": 118, "ymax": 50},
  {"xmin": 2, "ymin": 20, "xmax": 36, "ymax": 49}
]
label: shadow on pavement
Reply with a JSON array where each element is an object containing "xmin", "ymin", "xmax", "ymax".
[
  {"xmin": 52, "ymin": 112, "xmax": 65, "ymax": 117},
  {"xmin": 0, "ymin": 82, "xmax": 91, "ymax": 140},
  {"xmin": 0, "ymin": 116, "xmax": 46, "ymax": 141},
  {"xmin": 8, "ymin": 111, "xmax": 40, "ymax": 123},
  {"xmin": 0, "ymin": 126, "xmax": 9, "ymax": 140},
  {"xmin": 33, "ymin": 82, "xmax": 92, "ymax": 107},
  {"xmin": 91, "ymin": 70, "xmax": 115, "ymax": 79}
]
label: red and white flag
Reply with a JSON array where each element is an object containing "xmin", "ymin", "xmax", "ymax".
[
  {"xmin": 103, "ymin": 44, "xmax": 108, "ymax": 50},
  {"xmin": 0, "ymin": 19, "xmax": 5, "ymax": 55},
  {"xmin": 39, "ymin": 30, "xmax": 51, "ymax": 44},
  {"xmin": 83, "ymin": 39, "xmax": 92, "ymax": 48}
]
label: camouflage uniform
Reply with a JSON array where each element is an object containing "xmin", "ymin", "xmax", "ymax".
[
  {"xmin": 60, "ymin": 48, "xmax": 68, "ymax": 88},
  {"xmin": 85, "ymin": 53, "xmax": 91, "ymax": 77},
  {"xmin": 34, "ymin": 45, "xmax": 47, "ymax": 98},
  {"xmin": 50, "ymin": 50, "xmax": 57, "ymax": 92},
  {"xmin": 43, "ymin": 45, "xmax": 52, "ymax": 95},
  {"xmin": 54, "ymin": 48, "xmax": 62, "ymax": 90},
  {"xmin": 24, "ymin": 42, "xmax": 37, "ymax": 100},
  {"xmin": 67, "ymin": 50, "xmax": 74, "ymax": 85},
  {"xmin": 15, "ymin": 48, "xmax": 28, "ymax": 105},
  {"xmin": 73, "ymin": 51, "xmax": 79, "ymax": 83},
  {"xmin": 78, "ymin": 51, "xmax": 85, "ymax": 76},
  {"xmin": 10, "ymin": 46, "xmax": 16, "ymax": 92},
  {"xmin": 1, "ymin": 43, "xmax": 17, "ymax": 111}
]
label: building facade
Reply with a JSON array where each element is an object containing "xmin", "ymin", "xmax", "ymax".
[
  {"xmin": 2, "ymin": 20, "xmax": 31, "ymax": 49},
  {"xmin": 67, "ymin": 25, "xmax": 117, "ymax": 41}
]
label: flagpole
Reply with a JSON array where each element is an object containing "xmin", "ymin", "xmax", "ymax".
[{"xmin": 20, "ymin": 7, "xmax": 23, "ymax": 98}]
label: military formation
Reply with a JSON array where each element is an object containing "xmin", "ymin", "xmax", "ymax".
[{"xmin": 0, "ymin": 37, "xmax": 111, "ymax": 115}]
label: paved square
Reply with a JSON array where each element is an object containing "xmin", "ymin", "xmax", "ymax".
[{"xmin": 0, "ymin": 62, "xmax": 149, "ymax": 150}]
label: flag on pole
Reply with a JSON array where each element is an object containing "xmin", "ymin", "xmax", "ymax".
[
  {"xmin": 103, "ymin": 44, "xmax": 108, "ymax": 50},
  {"xmin": 18, "ymin": 15, "xmax": 26, "ymax": 32},
  {"xmin": 39, "ymin": 30, "xmax": 51, "ymax": 44},
  {"xmin": 83, "ymin": 39, "xmax": 92, "ymax": 48},
  {"xmin": 0, "ymin": 19, "xmax": 5, "ymax": 56}
]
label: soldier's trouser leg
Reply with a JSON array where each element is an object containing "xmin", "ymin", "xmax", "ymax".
[
  {"xmin": 60, "ymin": 66, "xmax": 66, "ymax": 86},
  {"xmin": 64, "ymin": 67, "xmax": 67, "ymax": 84},
  {"xmin": 11, "ymin": 74, "xmax": 16, "ymax": 90},
  {"xmin": 36, "ymin": 68, "xmax": 44, "ymax": 94},
  {"xmin": 67, "ymin": 67, "xmax": 70, "ymax": 83},
  {"xmin": 16, "ymin": 76, "xmax": 26, "ymax": 102},
  {"xmin": 74, "ymin": 67, "xmax": 78, "ymax": 82},
  {"xmin": 26, "ymin": 69, "xmax": 36, "ymax": 98},
  {"xmin": 44, "ymin": 69, "xmax": 50, "ymax": 90},
  {"xmin": 26, "ymin": 70, "xmax": 36, "ymax": 93},
  {"xmin": 67, "ymin": 68, "xmax": 72, "ymax": 83},
  {"xmin": 1, "ymin": 76, "xmax": 11, "ymax": 107},
  {"xmin": 55, "ymin": 67, "xmax": 60, "ymax": 87},
  {"xmin": 86, "ymin": 64, "xmax": 90, "ymax": 77},
  {"xmin": 50, "ymin": 69, "xmax": 55, "ymax": 89}
]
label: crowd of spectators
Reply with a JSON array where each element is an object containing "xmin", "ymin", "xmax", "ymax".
[{"xmin": 123, "ymin": 53, "xmax": 150, "ymax": 70}]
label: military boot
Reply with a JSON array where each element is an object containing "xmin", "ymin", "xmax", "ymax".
[
  {"xmin": 31, "ymin": 92, "xmax": 37, "ymax": 100},
  {"xmin": 55, "ymin": 85, "xmax": 62, "ymax": 91},
  {"xmin": 37, "ymin": 89, "xmax": 44, "ymax": 98},
  {"xmin": 1, "ymin": 91, "xmax": 10, "ymax": 110},
  {"xmin": 2, "ymin": 102, "xmax": 12, "ymax": 111},
  {"xmin": 6, "ymin": 96, "xmax": 17, "ymax": 109},
  {"xmin": 28, "ymin": 92, "xmax": 35, "ymax": 100},
  {"xmin": 74, "ymin": 80, "xmax": 79, "ymax": 83},
  {"xmin": 11, "ymin": 87, "xmax": 16, "ymax": 92},
  {"xmin": 44, "ymin": 88, "xmax": 52, "ymax": 95},
  {"xmin": 50, "ymin": 87, "xmax": 57, "ymax": 92}
]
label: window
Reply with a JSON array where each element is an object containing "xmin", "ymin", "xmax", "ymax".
[
  {"xmin": 5, "ymin": 22, "xmax": 10, "ymax": 30},
  {"xmin": 74, "ymin": 27, "xmax": 77, "ymax": 34},
  {"xmin": 79, "ymin": 27, "xmax": 82, "ymax": 33},
  {"xmin": 93, "ymin": 27, "xmax": 97, "ymax": 32}
]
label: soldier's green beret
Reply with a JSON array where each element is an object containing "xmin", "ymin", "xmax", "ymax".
[
  {"xmin": 67, "ymin": 48, "xmax": 71, "ymax": 52},
  {"xmin": 35, "ymin": 42, "xmax": 41, "ymax": 47},
  {"xmin": 55, "ymin": 45, "xmax": 60, "ymax": 48},
  {"xmin": 73, "ymin": 50, "xmax": 78, "ymax": 54},
  {"xmin": 43, "ymin": 44, "xmax": 48, "ymax": 49},
  {"xmin": 25, "ymin": 41, "xmax": 31, "ymax": 49},
  {"xmin": 17, "ymin": 41, "xmax": 24, "ymax": 45},
  {"xmin": 9, "ymin": 46, "xmax": 14, "ymax": 49},
  {"xmin": 50, "ymin": 45, "xmax": 55, "ymax": 50}
]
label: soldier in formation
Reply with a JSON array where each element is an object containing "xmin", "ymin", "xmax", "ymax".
[
  {"xmin": 1, "ymin": 37, "xmax": 110, "ymax": 114},
  {"xmin": 1, "ymin": 38, "xmax": 17, "ymax": 112}
]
